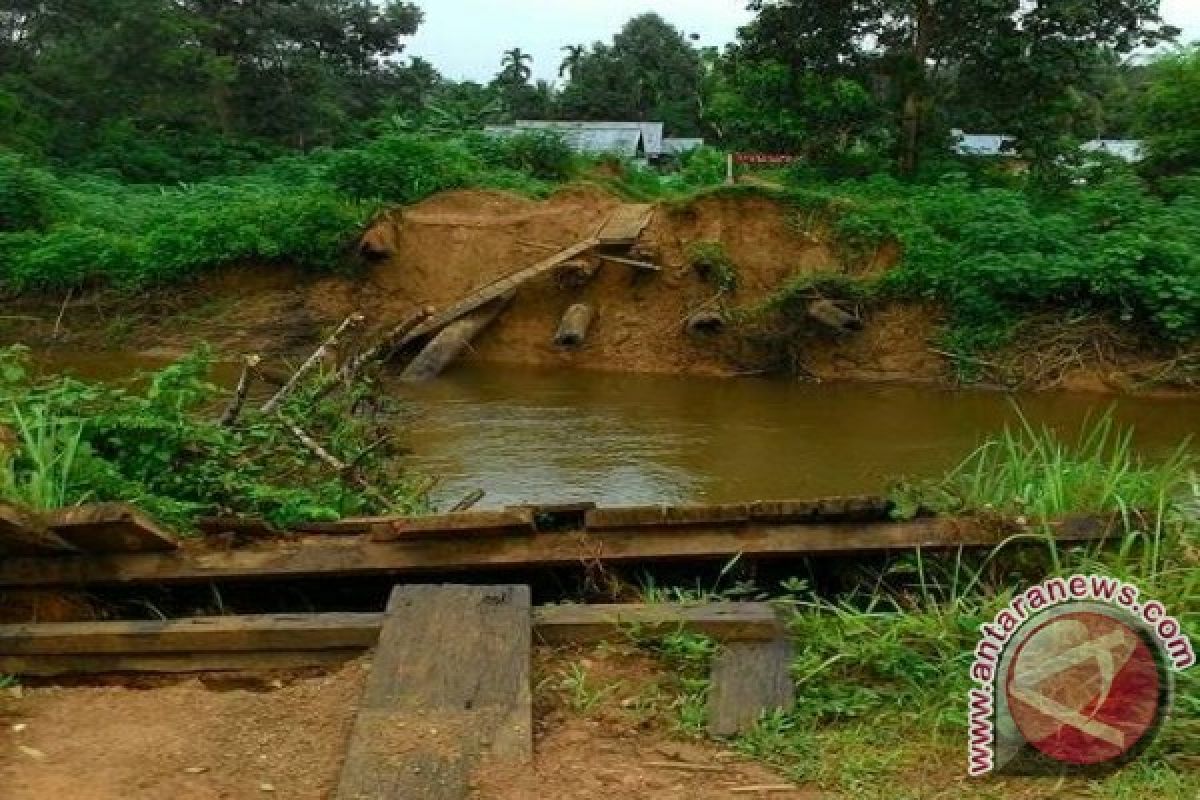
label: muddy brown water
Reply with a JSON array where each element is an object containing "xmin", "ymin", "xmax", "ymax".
[{"xmin": 25, "ymin": 353, "xmax": 1200, "ymax": 510}]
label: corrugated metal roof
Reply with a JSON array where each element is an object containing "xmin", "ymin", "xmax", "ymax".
[
  {"xmin": 485, "ymin": 124, "xmax": 645, "ymax": 157},
  {"xmin": 514, "ymin": 120, "xmax": 665, "ymax": 156},
  {"xmin": 952, "ymin": 130, "xmax": 1017, "ymax": 157},
  {"xmin": 663, "ymin": 138, "xmax": 705, "ymax": 155},
  {"xmin": 1081, "ymin": 139, "xmax": 1145, "ymax": 163},
  {"xmin": 952, "ymin": 130, "xmax": 1145, "ymax": 162}
]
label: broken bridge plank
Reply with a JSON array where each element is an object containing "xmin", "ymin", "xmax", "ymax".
[
  {"xmin": 334, "ymin": 585, "xmax": 532, "ymax": 800},
  {"xmin": 0, "ymin": 515, "xmax": 1118, "ymax": 589},
  {"xmin": 597, "ymin": 204, "xmax": 655, "ymax": 245},
  {"xmin": 46, "ymin": 503, "xmax": 179, "ymax": 553}
]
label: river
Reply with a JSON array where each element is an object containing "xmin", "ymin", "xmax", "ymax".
[{"xmin": 394, "ymin": 365, "xmax": 1199, "ymax": 509}]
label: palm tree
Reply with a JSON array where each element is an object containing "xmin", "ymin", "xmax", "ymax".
[
  {"xmin": 559, "ymin": 44, "xmax": 585, "ymax": 80},
  {"xmin": 501, "ymin": 48, "xmax": 533, "ymax": 84}
]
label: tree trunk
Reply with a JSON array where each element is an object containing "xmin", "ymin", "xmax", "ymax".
[
  {"xmin": 899, "ymin": 1, "xmax": 935, "ymax": 175},
  {"xmin": 399, "ymin": 292, "xmax": 514, "ymax": 382},
  {"xmin": 553, "ymin": 304, "xmax": 595, "ymax": 348}
]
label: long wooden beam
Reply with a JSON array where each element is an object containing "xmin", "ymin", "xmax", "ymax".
[
  {"xmin": 0, "ymin": 603, "xmax": 783, "ymax": 676},
  {"xmin": 0, "ymin": 516, "xmax": 1113, "ymax": 590}
]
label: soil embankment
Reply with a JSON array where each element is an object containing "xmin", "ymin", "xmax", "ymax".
[{"xmin": 3, "ymin": 185, "xmax": 1189, "ymax": 391}]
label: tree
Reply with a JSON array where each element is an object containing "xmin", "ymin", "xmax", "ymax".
[
  {"xmin": 500, "ymin": 48, "xmax": 534, "ymax": 84},
  {"xmin": 1136, "ymin": 47, "xmax": 1200, "ymax": 175},
  {"xmin": 558, "ymin": 14, "xmax": 704, "ymax": 134},
  {"xmin": 735, "ymin": 0, "xmax": 1178, "ymax": 174},
  {"xmin": 559, "ymin": 45, "xmax": 585, "ymax": 80},
  {"xmin": 0, "ymin": 0, "xmax": 426, "ymax": 170}
]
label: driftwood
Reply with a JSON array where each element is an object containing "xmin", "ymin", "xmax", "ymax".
[
  {"xmin": 685, "ymin": 310, "xmax": 726, "ymax": 336},
  {"xmin": 280, "ymin": 415, "xmax": 396, "ymax": 512},
  {"xmin": 449, "ymin": 489, "xmax": 486, "ymax": 513},
  {"xmin": 400, "ymin": 292, "xmax": 514, "ymax": 383},
  {"xmin": 807, "ymin": 299, "xmax": 863, "ymax": 333},
  {"xmin": 311, "ymin": 308, "xmax": 433, "ymax": 403},
  {"xmin": 554, "ymin": 303, "xmax": 595, "ymax": 348},
  {"xmin": 218, "ymin": 354, "xmax": 262, "ymax": 427},
  {"xmin": 261, "ymin": 312, "xmax": 365, "ymax": 414}
]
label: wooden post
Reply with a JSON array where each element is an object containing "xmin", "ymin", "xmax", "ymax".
[
  {"xmin": 335, "ymin": 585, "xmax": 532, "ymax": 799},
  {"xmin": 726, "ymin": 153, "xmax": 736, "ymax": 185},
  {"xmin": 399, "ymin": 292, "xmax": 514, "ymax": 382},
  {"xmin": 553, "ymin": 303, "xmax": 595, "ymax": 348},
  {"xmin": 707, "ymin": 635, "xmax": 795, "ymax": 736}
]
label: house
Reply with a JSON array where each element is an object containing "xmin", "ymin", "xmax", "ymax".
[
  {"xmin": 662, "ymin": 138, "xmax": 706, "ymax": 156},
  {"xmin": 951, "ymin": 129, "xmax": 1144, "ymax": 163},
  {"xmin": 486, "ymin": 120, "xmax": 694, "ymax": 162}
]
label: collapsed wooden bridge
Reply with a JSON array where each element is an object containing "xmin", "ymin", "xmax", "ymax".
[
  {"xmin": 0, "ymin": 498, "xmax": 1121, "ymax": 797},
  {"xmin": 0, "ymin": 498, "xmax": 1114, "ymax": 589}
]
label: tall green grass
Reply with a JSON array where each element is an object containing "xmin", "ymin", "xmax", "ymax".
[{"xmin": 0, "ymin": 404, "xmax": 87, "ymax": 510}]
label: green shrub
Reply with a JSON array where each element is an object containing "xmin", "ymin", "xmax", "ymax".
[
  {"xmin": 465, "ymin": 130, "xmax": 576, "ymax": 181},
  {"xmin": 0, "ymin": 151, "xmax": 64, "ymax": 232},
  {"xmin": 326, "ymin": 134, "xmax": 480, "ymax": 202},
  {"xmin": 686, "ymin": 240, "xmax": 738, "ymax": 292}
]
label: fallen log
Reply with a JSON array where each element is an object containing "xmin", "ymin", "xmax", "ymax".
[
  {"xmin": 399, "ymin": 291, "xmax": 514, "ymax": 382},
  {"xmin": 358, "ymin": 216, "xmax": 398, "ymax": 261},
  {"xmin": 685, "ymin": 310, "xmax": 726, "ymax": 336},
  {"xmin": 807, "ymin": 298, "xmax": 863, "ymax": 333},
  {"xmin": 553, "ymin": 303, "xmax": 595, "ymax": 348},
  {"xmin": 312, "ymin": 307, "xmax": 432, "ymax": 400}
]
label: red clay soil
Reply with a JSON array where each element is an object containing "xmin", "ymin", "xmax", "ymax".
[{"xmin": 0, "ymin": 647, "xmax": 803, "ymax": 800}]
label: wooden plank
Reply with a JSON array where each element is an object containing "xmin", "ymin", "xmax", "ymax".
[
  {"xmin": 0, "ymin": 505, "xmax": 78, "ymax": 556},
  {"xmin": 47, "ymin": 503, "xmax": 179, "ymax": 553},
  {"xmin": 585, "ymin": 504, "xmax": 750, "ymax": 530},
  {"xmin": 0, "ymin": 613, "xmax": 384, "ymax": 655},
  {"xmin": 335, "ymin": 585, "xmax": 532, "ymax": 800},
  {"xmin": 534, "ymin": 603, "xmax": 782, "ymax": 645},
  {"xmin": 369, "ymin": 508, "xmax": 535, "ymax": 542},
  {"xmin": 707, "ymin": 637, "xmax": 795, "ymax": 736},
  {"xmin": 0, "ymin": 515, "xmax": 1116, "ymax": 589},
  {"xmin": 0, "ymin": 604, "xmax": 780, "ymax": 672},
  {"xmin": 749, "ymin": 496, "xmax": 892, "ymax": 523},
  {"xmin": 597, "ymin": 204, "xmax": 654, "ymax": 244},
  {"xmin": 400, "ymin": 238, "xmax": 597, "ymax": 346},
  {"xmin": 597, "ymin": 253, "xmax": 662, "ymax": 272},
  {"xmin": 0, "ymin": 649, "xmax": 360, "ymax": 676}
]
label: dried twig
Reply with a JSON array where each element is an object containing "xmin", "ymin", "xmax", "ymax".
[
  {"xmin": 643, "ymin": 761, "xmax": 727, "ymax": 773},
  {"xmin": 52, "ymin": 288, "xmax": 74, "ymax": 340},
  {"xmin": 279, "ymin": 414, "xmax": 396, "ymax": 512},
  {"xmin": 261, "ymin": 312, "xmax": 365, "ymax": 414},
  {"xmin": 313, "ymin": 308, "xmax": 432, "ymax": 402},
  {"xmin": 219, "ymin": 354, "xmax": 262, "ymax": 427}
]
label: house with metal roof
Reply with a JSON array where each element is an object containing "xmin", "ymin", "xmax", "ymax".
[
  {"xmin": 951, "ymin": 129, "xmax": 1144, "ymax": 162},
  {"xmin": 485, "ymin": 120, "xmax": 676, "ymax": 160}
]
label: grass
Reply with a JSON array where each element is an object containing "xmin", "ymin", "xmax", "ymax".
[
  {"xmin": 0, "ymin": 403, "xmax": 87, "ymax": 510},
  {"xmin": 604, "ymin": 412, "xmax": 1199, "ymax": 797}
]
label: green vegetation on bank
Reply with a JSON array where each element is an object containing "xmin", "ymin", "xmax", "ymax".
[
  {"xmin": 611, "ymin": 414, "xmax": 1197, "ymax": 797},
  {"xmin": 0, "ymin": 347, "xmax": 428, "ymax": 528}
]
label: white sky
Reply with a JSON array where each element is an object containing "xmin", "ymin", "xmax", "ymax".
[{"xmin": 408, "ymin": 0, "xmax": 1200, "ymax": 84}]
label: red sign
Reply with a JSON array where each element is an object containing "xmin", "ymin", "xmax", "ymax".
[{"xmin": 733, "ymin": 153, "xmax": 798, "ymax": 165}]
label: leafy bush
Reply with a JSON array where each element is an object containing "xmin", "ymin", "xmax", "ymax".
[
  {"xmin": 686, "ymin": 241, "xmax": 738, "ymax": 292},
  {"xmin": 0, "ymin": 347, "xmax": 428, "ymax": 529},
  {"xmin": 464, "ymin": 130, "xmax": 576, "ymax": 181},
  {"xmin": 0, "ymin": 151, "xmax": 64, "ymax": 232},
  {"xmin": 326, "ymin": 134, "xmax": 480, "ymax": 202},
  {"xmin": 775, "ymin": 173, "xmax": 1200, "ymax": 351}
]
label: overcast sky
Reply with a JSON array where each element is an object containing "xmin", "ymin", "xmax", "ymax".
[{"xmin": 407, "ymin": 0, "xmax": 1200, "ymax": 84}]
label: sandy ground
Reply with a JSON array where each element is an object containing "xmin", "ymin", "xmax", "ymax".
[{"xmin": 0, "ymin": 648, "xmax": 803, "ymax": 800}]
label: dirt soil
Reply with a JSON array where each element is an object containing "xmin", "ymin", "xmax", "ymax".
[
  {"xmin": 4, "ymin": 185, "xmax": 1190, "ymax": 391},
  {"xmin": 0, "ymin": 647, "xmax": 801, "ymax": 800}
]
